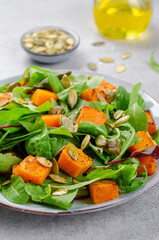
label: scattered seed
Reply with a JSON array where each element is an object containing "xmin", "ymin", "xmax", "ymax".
[
  {"xmin": 92, "ymin": 41, "xmax": 105, "ymax": 46},
  {"xmin": 1, "ymin": 180, "xmax": 11, "ymax": 186},
  {"xmin": 7, "ymin": 82, "xmax": 20, "ymax": 93},
  {"xmin": 100, "ymin": 58, "xmax": 114, "ymax": 63},
  {"xmin": 49, "ymin": 106, "xmax": 65, "ymax": 115},
  {"xmin": 97, "ymin": 93, "xmax": 107, "ymax": 102},
  {"xmin": 18, "ymin": 99, "xmax": 28, "ymax": 105},
  {"xmin": 37, "ymin": 156, "xmax": 52, "ymax": 168},
  {"xmin": 52, "ymin": 157, "xmax": 59, "ymax": 175},
  {"xmin": 67, "ymin": 144, "xmax": 78, "ymax": 161},
  {"xmin": 114, "ymin": 115, "xmax": 130, "ymax": 127},
  {"xmin": 59, "ymin": 116, "xmax": 74, "ymax": 133},
  {"xmin": 116, "ymin": 65, "xmax": 126, "ymax": 73},
  {"xmin": 81, "ymin": 135, "xmax": 91, "ymax": 151},
  {"xmin": 72, "ymin": 124, "xmax": 79, "ymax": 134},
  {"xmin": 106, "ymin": 139, "xmax": 121, "ymax": 156},
  {"xmin": 95, "ymin": 135, "xmax": 107, "ymax": 148},
  {"xmin": 57, "ymin": 71, "xmax": 72, "ymax": 80},
  {"xmin": 107, "ymin": 89, "xmax": 117, "ymax": 102},
  {"xmin": 121, "ymin": 52, "xmax": 132, "ymax": 60},
  {"xmin": 113, "ymin": 110, "xmax": 125, "ymax": 120},
  {"xmin": 68, "ymin": 90, "xmax": 77, "ymax": 109},
  {"xmin": 52, "ymin": 188, "xmax": 69, "ymax": 196},
  {"xmin": 87, "ymin": 62, "xmax": 97, "ymax": 71},
  {"xmin": 61, "ymin": 74, "xmax": 72, "ymax": 89},
  {"xmin": 54, "ymin": 146, "xmax": 65, "ymax": 157},
  {"xmin": 49, "ymin": 174, "xmax": 68, "ymax": 183}
]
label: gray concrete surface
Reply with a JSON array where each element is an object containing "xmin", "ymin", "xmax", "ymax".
[{"xmin": 0, "ymin": 0, "xmax": 159, "ymax": 239}]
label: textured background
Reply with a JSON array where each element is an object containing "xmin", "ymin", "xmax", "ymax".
[{"xmin": 0, "ymin": 0, "xmax": 159, "ymax": 239}]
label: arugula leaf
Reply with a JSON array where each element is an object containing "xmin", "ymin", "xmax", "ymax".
[
  {"xmin": 44, "ymin": 189, "xmax": 78, "ymax": 210},
  {"xmin": 25, "ymin": 183, "xmax": 51, "ymax": 202},
  {"xmin": 150, "ymin": 50, "xmax": 159, "ymax": 72},
  {"xmin": 48, "ymin": 74, "xmax": 64, "ymax": 93},
  {"xmin": 114, "ymin": 86, "xmax": 130, "ymax": 111},
  {"xmin": 0, "ymin": 153, "xmax": 22, "ymax": 172},
  {"xmin": 152, "ymin": 129, "xmax": 159, "ymax": 144},
  {"xmin": 2, "ymin": 175, "xmax": 29, "ymax": 204},
  {"xmin": 48, "ymin": 126, "xmax": 73, "ymax": 138},
  {"xmin": 77, "ymin": 122, "xmax": 107, "ymax": 138}
]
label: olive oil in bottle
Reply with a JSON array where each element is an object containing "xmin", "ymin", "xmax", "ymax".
[{"xmin": 93, "ymin": 0, "xmax": 152, "ymax": 40}]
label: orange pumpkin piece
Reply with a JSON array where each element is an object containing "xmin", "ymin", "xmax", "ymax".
[
  {"xmin": 0, "ymin": 93, "xmax": 13, "ymax": 107},
  {"xmin": 14, "ymin": 156, "xmax": 51, "ymax": 185},
  {"xmin": 12, "ymin": 164, "xmax": 19, "ymax": 175},
  {"xmin": 137, "ymin": 156, "xmax": 156, "ymax": 176},
  {"xmin": 81, "ymin": 80, "xmax": 116, "ymax": 102},
  {"xmin": 58, "ymin": 143, "xmax": 93, "ymax": 178},
  {"xmin": 40, "ymin": 114, "xmax": 62, "ymax": 127},
  {"xmin": 89, "ymin": 180, "xmax": 119, "ymax": 204},
  {"xmin": 31, "ymin": 89, "xmax": 58, "ymax": 106},
  {"xmin": 145, "ymin": 110, "xmax": 156, "ymax": 135},
  {"xmin": 75, "ymin": 105, "xmax": 107, "ymax": 125},
  {"xmin": 128, "ymin": 131, "xmax": 156, "ymax": 153}
]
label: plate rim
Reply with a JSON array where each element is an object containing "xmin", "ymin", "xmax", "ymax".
[{"xmin": 0, "ymin": 71, "xmax": 159, "ymax": 216}]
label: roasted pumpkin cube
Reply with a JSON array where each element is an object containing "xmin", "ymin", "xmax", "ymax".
[
  {"xmin": 31, "ymin": 89, "xmax": 58, "ymax": 106},
  {"xmin": 145, "ymin": 110, "xmax": 156, "ymax": 135},
  {"xmin": 89, "ymin": 180, "xmax": 119, "ymax": 204},
  {"xmin": 137, "ymin": 156, "xmax": 156, "ymax": 176},
  {"xmin": 14, "ymin": 156, "xmax": 51, "ymax": 185},
  {"xmin": 58, "ymin": 143, "xmax": 93, "ymax": 178},
  {"xmin": 40, "ymin": 114, "xmax": 63, "ymax": 127},
  {"xmin": 75, "ymin": 105, "xmax": 107, "ymax": 125},
  {"xmin": 128, "ymin": 131, "xmax": 156, "ymax": 153}
]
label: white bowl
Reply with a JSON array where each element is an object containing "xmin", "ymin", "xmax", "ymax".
[{"xmin": 20, "ymin": 26, "xmax": 80, "ymax": 63}]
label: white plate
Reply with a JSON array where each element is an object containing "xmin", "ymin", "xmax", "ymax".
[{"xmin": 0, "ymin": 71, "xmax": 159, "ymax": 215}]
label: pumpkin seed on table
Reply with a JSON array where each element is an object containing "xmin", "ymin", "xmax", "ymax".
[
  {"xmin": 52, "ymin": 157, "xmax": 59, "ymax": 175},
  {"xmin": 92, "ymin": 41, "xmax": 105, "ymax": 46},
  {"xmin": 100, "ymin": 58, "xmax": 114, "ymax": 63},
  {"xmin": 52, "ymin": 189, "xmax": 69, "ymax": 196},
  {"xmin": 49, "ymin": 174, "xmax": 68, "ymax": 183},
  {"xmin": 81, "ymin": 135, "xmax": 91, "ymax": 150},
  {"xmin": 114, "ymin": 115, "xmax": 130, "ymax": 127},
  {"xmin": 68, "ymin": 90, "xmax": 78, "ymax": 109},
  {"xmin": 67, "ymin": 144, "xmax": 78, "ymax": 161},
  {"xmin": 95, "ymin": 135, "xmax": 107, "ymax": 148},
  {"xmin": 97, "ymin": 93, "xmax": 107, "ymax": 102},
  {"xmin": 121, "ymin": 52, "xmax": 132, "ymax": 59},
  {"xmin": 87, "ymin": 62, "xmax": 97, "ymax": 71},
  {"xmin": 61, "ymin": 74, "xmax": 72, "ymax": 89},
  {"xmin": 116, "ymin": 65, "xmax": 126, "ymax": 73},
  {"xmin": 37, "ymin": 156, "xmax": 52, "ymax": 168}
]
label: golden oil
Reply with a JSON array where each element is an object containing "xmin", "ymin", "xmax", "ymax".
[{"xmin": 94, "ymin": 0, "xmax": 152, "ymax": 40}]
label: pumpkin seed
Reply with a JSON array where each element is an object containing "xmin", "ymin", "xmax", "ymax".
[
  {"xmin": 73, "ymin": 179, "xmax": 81, "ymax": 184},
  {"xmin": 24, "ymin": 42, "xmax": 33, "ymax": 49},
  {"xmin": 106, "ymin": 139, "xmax": 121, "ymax": 156},
  {"xmin": 7, "ymin": 81, "xmax": 20, "ymax": 92},
  {"xmin": 59, "ymin": 116, "xmax": 74, "ymax": 133},
  {"xmin": 66, "ymin": 38, "xmax": 74, "ymax": 45},
  {"xmin": 113, "ymin": 110, "xmax": 125, "ymax": 120},
  {"xmin": 52, "ymin": 188, "xmax": 69, "ymax": 196},
  {"xmin": 67, "ymin": 144, "xmax": 78, "ymax": 161},
  {"xmin": 68, "ymin": 90, "xmax": 77, "ymax": 109},
  {"xmin": 52, "ymin": 157, "xmax": 59, "ymax": 175},
  {"xmin": 107, "ymin": 89, "xmax": 117, "ymax": 102},
  {"xmin": 1, "ymin": 180, "xmax": 11, "ymax": 186},
  {"xmin": 92, "ymin": 41, "xmax": 105, "ymax": 46},
  {"xmin": 49, "ymin": 174, "xmax": 68, "ymax": 183},
  {"xmin": 54, "ymin": 146, "xmax": 65, "ymax": 157},
  {"xmin": 95, "ymin": 135, "xmax": 107, "ymax": 148},
  {"xmin": 97, "ymin": 93, "xmax": 107, "ymax": 102},
  {"xmin": 121, "ymin": 52, "xmax": 132, "ymax": 60},
  {"xmin": 114, "ymin": 115, "xmax": 130, "ymax": 127},
  {"xmin": 72, "ymin": 124, "xmax": 79, "ymax": 134},
  {"xmin": 45, "ymin": 40, "xmax": 54, "ymax": 49},
  {"xmin": 87, "ymin": 62, "xmax": 97, "ymax": 71},
  {"xmin": 81, "ymin": 135, "xmax": 91, "ymax": 150},
  {"xmin": 100, "ymin": 58, "xmax": 114, "ymax": 63},
  {"xmin": 61, "ymin": 74, "xmax": 72, "ymax": 89},
  {"xmin": 86, "ymin": 166, "xmax": 110, "ymax": 175},
  {"xmin": 37, "ymin": 156, "xmax": 52, "ymax": 168},
  {"xmin": 18, "ymin": 99, "xmax": 28, "ymax": 105},
  {"xmin": 116, "ymin": 65, "xmax": 126, "ymax": 73},
  {"xmin": 57, "ymin": 71, "xmax": 72, "ymax": 80},
  {"xmin": 49, "ymin": 106, "xmax": 65, "ymax": 115}
]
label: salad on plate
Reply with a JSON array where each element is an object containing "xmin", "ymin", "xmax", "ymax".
[{"xmin": 0, "ymin": 66, "xmax": 159, "ymax": 210}]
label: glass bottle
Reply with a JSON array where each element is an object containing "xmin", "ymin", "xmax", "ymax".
[{"xmin": 93, "ymin": 0, "xmax": 152, "ymax": 40}]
